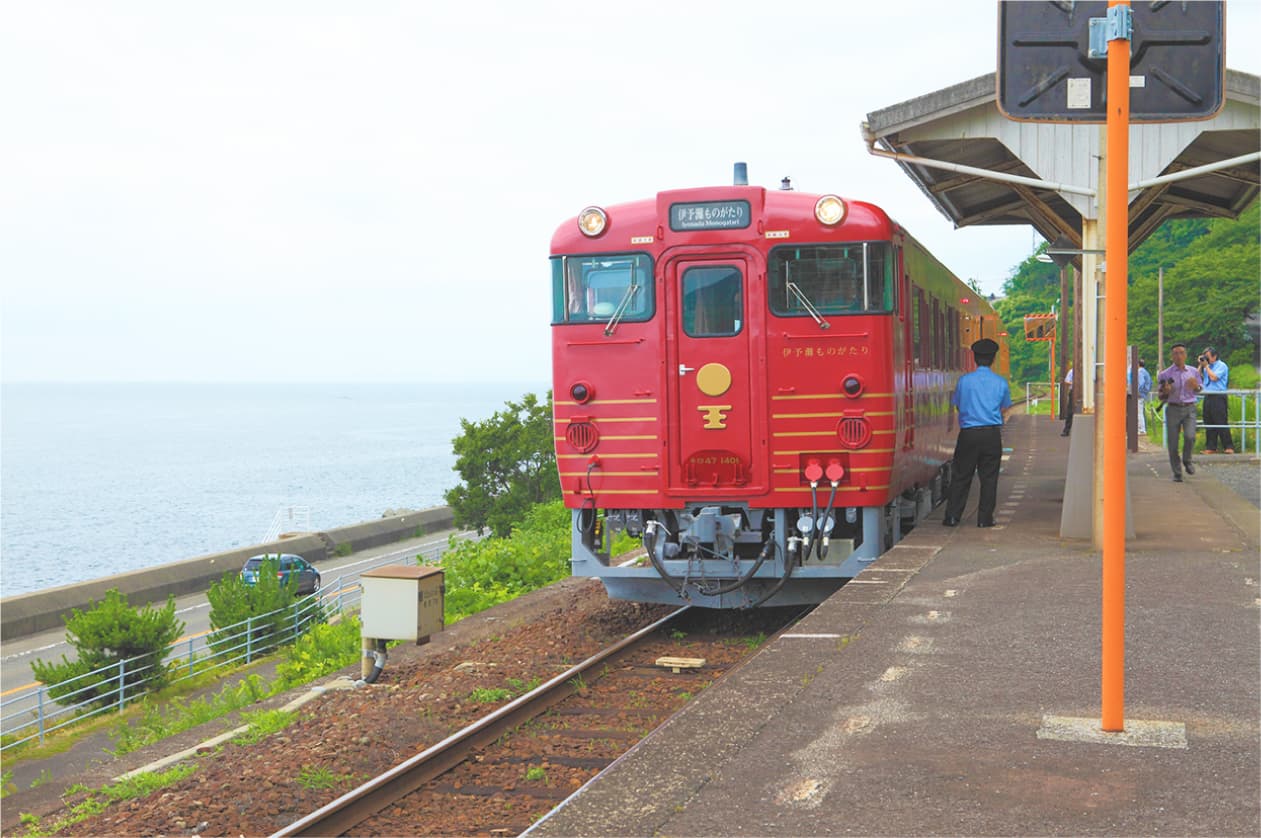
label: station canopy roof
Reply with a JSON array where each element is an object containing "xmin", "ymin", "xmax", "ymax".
[{"xmin": 862, "ymin": 70, "xmax": 1259, "ymax": 253}]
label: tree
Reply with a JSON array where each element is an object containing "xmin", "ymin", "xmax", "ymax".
[
  {"xmin": 206, "ymin": 557, "xmax": 301, "ymax": 658},
  {"xmin": 444, "ymin": 391, "xmax": 560, "ymax": 538},
  {"xmin": 997, "ymin": 201, "xmax": 1259, "ymax": 383},
  {"xmin": 31, "ymin": 590, "xmax": 184, "ymax": 706}
]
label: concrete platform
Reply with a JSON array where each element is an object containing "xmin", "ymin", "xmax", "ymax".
[{"xmin": 530, "ymin": 414, "xmax": 1261, "ymax": 837}]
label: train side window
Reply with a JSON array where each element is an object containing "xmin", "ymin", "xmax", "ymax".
[
  {"xmin": 768, "ymin": 243, "xmax": 893, "ymax": 316},
  {"xmin": 551, "ymin": 254, "xmax": 655, "ymax": 325},
  {"xmin": 912, "ymin": 287, "xmax": 922, "ymax": 365},
  {"xmin": 681, "ymin": 265, "xmax": 743, "ymax": 337},
  {"xmin": 930, "ymin": 297, "xmax": 941, "ymax": 368},
  {"xmin": 866, "ymin": 244, "xmax": 894, "ymax": 311}
]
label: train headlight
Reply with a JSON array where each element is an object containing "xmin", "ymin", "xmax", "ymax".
[
  {"xmin": 841, "ymin": 375, "xmax": 864, "ymax": 397},
  {"xmin": 814, "ymin": 195, "xmax": 846, "ymax": 226},
  {"xmin": 578, "ymin": 206, "xmax": 608, "ymax": 237},
  {"xmin": 570, "ymin": 381, "xmax": 594, "ymax": 404}
]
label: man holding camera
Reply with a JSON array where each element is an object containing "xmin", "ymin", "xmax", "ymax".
[
  {"xmin": 1198, "ymin": 346, "xmax": 1234, "ymax": 454},
  {"xmin": 1157, "ymin": 343, "xmax": 1203, "ymax": 482}
]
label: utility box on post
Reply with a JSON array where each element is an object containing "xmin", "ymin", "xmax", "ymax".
[{"xmin": 360, "ymin": 565, "xmax": 444, "ymax": 643}]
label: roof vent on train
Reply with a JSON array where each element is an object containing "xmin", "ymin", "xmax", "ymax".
[
  {"xmin": 780, "ymin": 176, "xmax": 793, "ymax": 191},
  {"xmin": 733, "ymin": 161, "xmax": 748, "ymax": 186}
]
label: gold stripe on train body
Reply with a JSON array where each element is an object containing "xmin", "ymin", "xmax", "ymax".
[
  {"xmin": 773, "ymin": 447, "xmax": 896, "ymax": 455},
  {"xmin": 559, "ymin": 472, "xmax": 656, "ymax": 478},
  {"xmin": 569, "ymin": 489, "xmax": 666, "ymax": 495},
  {"xmin": 551, "ymin": 416, "xmax": 658, "ymax": 426},
  {"xmin": 772, "ymin": 429, "xmax": 896, "ymax": 438},
  {"xmin": 771, "ymin": 410, "xmax": 896, "ymax": 420},
  {"xmin": 557, "ymin": 452, "xmax": 659, "ymax": 460},
  {"xmin": 772, "ymin": 466, "xmax": 889, "ymax": 474},
  {"xmin": 553, "ymin": 435, "xmax": 658, "ymax": 442},
  {"xmin": 774, "ymin": 485, "xmax": 891, "ymax": 494},
  {"xmin": 771, "ymin": 392, "xmax": 893, "ymax": 401},
  {"xmin": 555, "ymin": 398, "xmax": 658, "ymax": 406}
]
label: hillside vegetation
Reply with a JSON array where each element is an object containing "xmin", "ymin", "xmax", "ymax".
[{"xmin": 995, "ymin": 200, "xmax": 1259, "ymax": 386}]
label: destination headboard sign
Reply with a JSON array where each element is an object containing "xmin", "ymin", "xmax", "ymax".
[{"xmin": 669, "ymin": 200, "xmax": 751, "ymax": 231}]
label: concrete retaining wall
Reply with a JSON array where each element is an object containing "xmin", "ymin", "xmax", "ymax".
[{"xmin": 0, "ymin": 506, "xmax": 455, "ymax": 642}]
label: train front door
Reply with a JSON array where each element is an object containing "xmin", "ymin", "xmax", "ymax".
[{"xmin": 664, "ymin": 255, "xmax": 763, "ymax": 495}]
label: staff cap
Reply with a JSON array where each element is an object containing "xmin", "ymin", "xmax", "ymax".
[{"xmin": 971, "ymin": 338, "xmax": 999, "ymax": 355}]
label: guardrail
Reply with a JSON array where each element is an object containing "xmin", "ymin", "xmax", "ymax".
[
  {"xmin": 0, "ymin": 537, "xmax": 463, "ymax": 752},
  {"xmin": 1152, "ymin": 389, "xmax": 1261, "ymax": 455}
]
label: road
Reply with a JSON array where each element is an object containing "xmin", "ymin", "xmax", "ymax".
[{"xmin": 0, "ymin": 529, "xmax": 473, "ymax": 718}]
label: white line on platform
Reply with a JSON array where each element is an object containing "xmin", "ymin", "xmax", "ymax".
[{"xmin": 780, "ymin": 633, "xmax": 844, "ymax": 639}]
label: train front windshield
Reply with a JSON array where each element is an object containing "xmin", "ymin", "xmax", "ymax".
[
  {"xmin": 768, "ymin": 243, "xmax": 894, "ymax": 315},
  {"xmin": 552, "ymin": 254, "xmax": 654, "ymax": 324}
]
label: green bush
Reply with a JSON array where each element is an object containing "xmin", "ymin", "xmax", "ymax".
[
  {"xmin": 206, "ymin": 558, "xmax": 299, "ymax": 658},
  {"xmin": 276, "ymin": 618, "xmax": 363, "ymax": 687},
  {"xmin": 30, "ymin": 590, "xmax": 184, "ymax": 707},
  {"xmin": 438, "ymin": 500, "xmax": 572, "ymax": 622}
]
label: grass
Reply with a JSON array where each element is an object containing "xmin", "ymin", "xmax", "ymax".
[
  {"xmin": 524, "ymin": 765, "xmax": 547, "ymax": 782},
  {"xmin": 108, "ymin": 675, "xmax": 268, "ymax": 756},
  {"xmin": 295, "ymin": 765, "xmax": 354, "ymax": 791},
  {"xmin": 17, "ymin": 763, "xmax": 197, "ymax": 836},
  {"xmin": 232, "ymin": 709, "xmax": 296, "ymax": 746},
  {"xmin": 506, "ymin": 676, "xmax": 542, "ymax": 695},
  {"xmin": 468, "ymin": 687, "xmax": 513, "ymax": 704}
]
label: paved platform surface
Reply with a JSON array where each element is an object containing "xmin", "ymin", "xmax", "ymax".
[{"xmin": 531, "ymin": 414, "xmax": 1260, "ymax": 837}]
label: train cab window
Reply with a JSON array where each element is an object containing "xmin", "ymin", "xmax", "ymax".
[
  {"xmin": 681, "ymin": 265, "xmax": 743, "ymax": 337},
  {"xmin": 768, "ymin": 243, "xmax": 894, "ymax": 316},
  {"xmin": 551, "ymin": 253, "xmax": 654, "ymax": 324}
]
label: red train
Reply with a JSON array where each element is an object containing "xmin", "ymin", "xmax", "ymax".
[{"xmin": 550, "ymin": 165, "xmax": 1009, "ymax": 607}]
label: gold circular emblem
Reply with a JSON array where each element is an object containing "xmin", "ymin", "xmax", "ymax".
[{"xmin": 696, "ymin": 363, "xmax": 732, "ymax": 396}]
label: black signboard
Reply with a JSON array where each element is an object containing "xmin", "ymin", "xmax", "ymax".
[
  {"xmin": 998, "ymin": 0, "xmax": 1224, "ymax": 122},
  {"xmin": 669, "ymin": 200, "xmax": 751, "ymax": 231}
]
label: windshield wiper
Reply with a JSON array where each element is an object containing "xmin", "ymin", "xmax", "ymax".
[
  {"xmin": 786, "ymin": 282, "xmax": 831, "ymax": 330},
  {"xmin": 604, "ymin": 283, "xmax": 641, "ymax": 336}
]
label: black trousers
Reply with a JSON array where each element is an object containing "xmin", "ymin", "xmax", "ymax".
[
  {"xmin": 1203, "ymin": 393, "xmax": 1234, "ymax": 450},
  {"xmin": 946, "ymin": 426, "xmax": 1003, "ymax": 524}
]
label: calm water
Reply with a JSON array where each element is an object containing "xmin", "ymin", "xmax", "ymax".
[{"xmin": 0, "ymin": 382, "xmax": 546, "ymax": 597}]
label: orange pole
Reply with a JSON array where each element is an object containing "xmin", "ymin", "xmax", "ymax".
[{"xmin": 1102, "ymin": 0, "xmax": 1130, "ymax": 732}]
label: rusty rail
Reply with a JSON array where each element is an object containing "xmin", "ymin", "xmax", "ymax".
[{"xmin": 272, "ymin": 606, "xmax": 690, "ymax": 837}]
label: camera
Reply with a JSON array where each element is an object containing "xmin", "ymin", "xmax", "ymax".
[{"xmin": 1197, "ymin": 354, "xmax": 1208, "ymax": 364}]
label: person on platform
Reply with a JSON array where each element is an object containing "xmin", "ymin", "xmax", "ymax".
[
  {"xmin": 1061, "ymin": 364, "xmax": 1074, "ymax": 437},
  {"xmin": 1198, "ymin": 346, "xmax": 1234, "ymax": 453},
  {"xmin": 1157, "ymin": 343, "xmax": 1202, "ymax": 482},
  {"xmin": 1136, "ymin": 360, "xmax": 1152, "ymax": 435},
  {"xmin": 943, "ymin": 338, "xmax": 1012, "ymax": 528}
]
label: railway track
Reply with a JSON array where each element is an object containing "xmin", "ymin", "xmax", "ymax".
[{"xmin": 273, "ymin": 606, "xmax": 799, "ymax": 837}]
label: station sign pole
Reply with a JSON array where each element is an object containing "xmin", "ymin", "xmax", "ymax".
[{"xmin": 1101, "ymin": 0, "xmax": 1130, "ymax": 733}]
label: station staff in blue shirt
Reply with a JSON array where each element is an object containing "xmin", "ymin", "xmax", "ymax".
[{"xmin": 943, "ymin": 338, "xmax": 1012, "ymax": 528}]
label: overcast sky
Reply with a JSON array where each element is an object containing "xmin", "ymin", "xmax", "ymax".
[{"xmin": 2, "ymin": 2, "xmax": 1257, "ymax": 384}]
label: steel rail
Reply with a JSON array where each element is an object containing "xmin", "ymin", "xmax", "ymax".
[{"xmin": 272, "ymin": 606, "xmax": 691, "ymax": 838}]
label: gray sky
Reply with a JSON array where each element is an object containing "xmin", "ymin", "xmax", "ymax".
[{"xmin": 2, "ymin": 2, "xmax": 1257, "ymax": 384}]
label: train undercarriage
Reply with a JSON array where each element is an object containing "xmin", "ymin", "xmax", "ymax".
[{"xmin": 570, "ymin": 465, "xmax": 952, "ymax": 608}]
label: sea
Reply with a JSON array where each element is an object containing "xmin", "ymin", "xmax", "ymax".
[{"xmin": 0, "ymin": 382, "xmax": 547, "ymax": 598}]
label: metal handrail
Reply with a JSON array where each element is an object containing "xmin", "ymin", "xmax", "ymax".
[
  {"xmin": 262, "ymin": 506, "xmax": 312, "ymax": 544},
  {"xmin": 1, "ymin": 536, "xmax": 463, "ymax": 751},
  {"xmin": 1152, "ymin": 389, "xmax": 1261, "ymax": 455}
]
